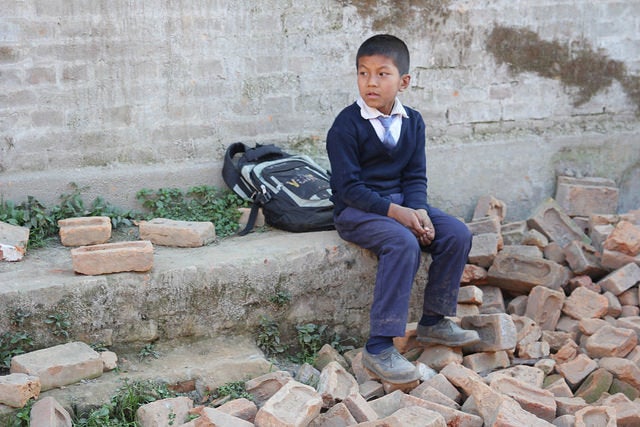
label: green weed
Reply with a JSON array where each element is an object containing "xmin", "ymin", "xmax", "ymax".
[
  {"xmin": 256, "ymin": 316, "xmax": 288, "ymax": 357},
  {"xmin": 44, "ymin": 312, "xmax": 71, "ymax": 339},
  {"xmin": 0, "ymin": 331, "xmax": 34, "ymax": 372}
]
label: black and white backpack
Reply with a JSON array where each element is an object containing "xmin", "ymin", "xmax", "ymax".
[{"xmin": 222, "ymin": 142, "xmax": 335, "ymax": 235}]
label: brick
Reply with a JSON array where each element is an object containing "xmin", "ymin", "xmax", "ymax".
[
  {"xmin": 609, "ymin": 378, "xmax": 640, "ymax": 401},
  {"xmin": 597, "ymin": 262, "xmax": 640, "ymax": 295},
  {"xmin": 562, "ymin": 287, "xmax": 609, "ymax": 320},
  {"xmin": 245, "ymin": 370, "xmax": 292, "ymax": 407},
  {"xmin": 457, "ymin": 285, "xmax": 483, "ymax": 305},
  {"xmin": 562, "ymin": 241, "xmax": 607, "ymax": 277},
  {"xmin": 468, "ymin": 233, "xmax": 500, "ymax": 268},
  {"xmin": 216, "ymin": 398, "xmax": 257, "ymax": 423},
  {"xmin": 598, "ymin": 357, "xmax": 640, "ymax": 390},
  {"xmin": 521, "ymin": 228, "xmax": 549, "ymax": 248},
  {"xmin": 517, "ymin": 341, "xmax": 550, "ymax": 359},
  {"xmin": 316, "ymin": 361, "xmax": 359, "ymax": 408},
  {"xmin": 490, "ymin": 376, "xmax": 556, "ymax": 422},
  {"xmin": 10, "ymin": 342, "xmax": 103, "ymax": 391},
  {"xmin": 545, "ymin": 377, "xmax": 574, "ymax": 399},
  {"xmin": 543, "ymin": 241, "xmax": 566, "ymax": 264},
  {"xmin": 368, "ymin": 390, "xmax": 483, "ymax": 427},
  {"xmin": 308, "ymin": 402, "xmax": 358, "ymax": 426},
  {"xmin": 461, "ymin": 313, "xmax": 517, "ymax": 352},
  {"xmin": 553, "ymin": 415, "xmax": 576, "ymax": 427},
  {"xmin": 550, "ymin": 340, "xmax": 580, "ymax": 365},
  {"xmin": 194, "ymin": 406, "xmax": 254, "ymax": 427},
  {"xmin": 422, "ymin": 373, "xmax": 462, "ymax": 404},
  {"xmin": 254, "ymin": 380, "xmax": 322, "ymax": 427},
  {"xmin": 138, "ymin": 218, "xmax": 215, "ymax": 247},
  {"xmin": 602, "ymin": 220, "xmax": 640, "ymax": 256},
  {"xmin": 587, "ymin": 324, "xmax": 640, "ymax": 359},
  {"xmin": 477, "ymin": 285, "xmax": 505, "ymax": 314},
  {"xmin": 315, "ymin": 343, "xmax": 349, "ymax": 372},
  {"xmin": 534, "ymin": 359, "xmax": 556, "ymax": 376},
  {"xmin": 590, "ymin": 223, "xmax": 614, "ymax": 252},
  {"xmin": 512, "ymin": 315, "xmax": 542, "ymax": 346},
  {"xmin": 554, "ymin": 176, "xmax": 619, "ymax": 217},
  {"xmin": 358, "ymin": 380, "xmax": 384, "ymax": 401},
  {"xmin": 555, "ymin": 354, "xmax": 598, "ymax": 389},
  {"xmin": 409, "ymin": 384, "xmax": 460, "ymax": 409},
  {"xmin": 621, "ymin": 305, "xmax": 639, "ymax": 317},
  {"xmin": 0, "ymin": 221, "xmax": 30, "ymax": 262},
  {"xmin": 461, "ymin": 264, "xmax": 488, "ymax": 285},
  {"xmin": 500, "ymin": 244, "xmax": 543, "ymax": 258},
  {"xmin": 574, "ymin": 405, "xmax": 616, "ymax": 427},
  {"xmin": 579, "ymin": 318, "xmax": 608, "ymax": 335},
  {"xmin": 555, "ymin": 396, "xmax": 589, "ymax": 417},
  {"xmin": 462, "ymin": 350, "xmax": 510, "ymax": 373},
  {"xmin": 358, "ymin": 406, "xmax": 447, "ymax": 427},
  {"xmin": 574, "ymin": 368, "xmax": 614, "ymax": 404},
  {"xmin": 526, "ymin": 198, "xmax": 591, "ymax": 248},
  {"xmin": 507, "ymin": 295, "xmax": 528, "ymax": 316},
  {"xmin": 136, "ymin": 397, "xmax": 194, "ymax": 427},
  {"xmin": 416, "ymin": 345, "xmax": 462, "ymax": 371},
  {"xmin": 566, "ymin": 275, "xmax": 600, "ymax": 294},
  {"xmin": 486, "ymin": 365, "xmax": 546, "ymax": 389},
  {"xmin": 350, "ymin": 351, "xmax": 377, "ymax": 385},
  {"xmin": 618, "ymin": 287, "xmax": 639, "ymax": 305},
  {"xmin": 0, "ymin": 373, "xmax": 40, "ymax": 408},
  {"xmin": 472, "ymin": 195, "xmax": 506, "ymax": 222},
  {"xmin": 487, "ymin": 252, "xmax": 570, "ymax": 294},
  {"xmin": 598, "ymin": 393, "xmax": 640, "ymax": 426},
  {"xmin": 343, "ymin": 392, "xmax": 378, "ymax": 422},
  {"xmin": 600, "ymin": 249, "xmax": 640, "ymax": 270},
  {"xmin": 456, "ymin": 303, "xmax": 480, "ymax": 317},
  {"xmin": 604, "ymin": 291, "xmax": 623, "ymax": 317},
  {"xmin": 58, "ymin": 216, "xmax": 111, "ymax": 247},
  {"xmin": 525, "ymin": 286, "xmax": 565, "ymax": 331},
  {"xmin": 466, "ymin": 216, "xmax": 501, "ymax": 235},
  {"xmin": 30, "ymin": 396, "xmax": 72, "ymax": 427},
  {"xmin": 501, "ymin": 220, "xmax": 527, "ymax": 245},
  {"xmin": 71, "ymin": 240, "xmax": 154, "ymax": 275}
]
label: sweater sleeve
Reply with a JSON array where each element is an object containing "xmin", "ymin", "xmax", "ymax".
[
  {"xmin": 326, "ymin": 115, "xmax": 391, "ymax": 217},
  {"xmin": 401, "ymin": 111, "xmax": 429, "ymax": 211}
]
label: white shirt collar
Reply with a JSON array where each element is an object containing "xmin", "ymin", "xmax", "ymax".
[{"xmin": 357, "ymin": 96, "xmax": 409, "ymax": 120}]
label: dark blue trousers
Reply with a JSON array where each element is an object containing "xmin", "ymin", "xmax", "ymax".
[{"xmin": 334, "ymin": 196, "xmax": 472, "ymax": 338}]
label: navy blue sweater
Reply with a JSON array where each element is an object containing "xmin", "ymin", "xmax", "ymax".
[{"xmin": 326, "ymin": 102, "xmax": 429, "ymax": 217}]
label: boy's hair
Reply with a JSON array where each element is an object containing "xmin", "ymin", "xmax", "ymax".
[{"xmin": 356, "ymin": 34, "xmax": 410, "ymax": 75}]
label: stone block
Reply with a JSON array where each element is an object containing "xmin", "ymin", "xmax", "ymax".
[
  {"xmin": 456, "ymin": 303, "xmax": 480, "ymax": 317},
  {"xmin": 501, "ymin": 220, "xmax": 527, "ymax": 245},
  {"xmin": 567, "ymin": 275, "xmax": 600, "ymax": 294},
  {"xmin": 544, "ymin": 377, "xmax": 573, "ymax": 398},
  {"xmin": 343, "ymin": 392, "xmax": 378, "ymax": 422},
  {"xmin": 604, "ymin": 291, "xmax": 623, "ymax": 317},
  {"xmin": 556, "ymin": 354, "xmax": 598, "ymax": 389},
  {"xmin": 486, "ymin": 365, "xmax": 546, "ymax": 389},
  {"xmin": 490, "ymin": 376, "xmax": 556, "ymax": 422},
  {"xmin": 0, "ymin": 220, "xmax": 30, "ymax": 261},
  {"xmin": 462, "ymin": 350, "xmax": 510, "ymax": 373},
  {"xmin": 0, "ymin": 373, "xmax": 40, "ymax": 408},
  {"xmin": 468, "ymin": 233, "xmax": 500, "ymax": 268},
  {"xmin": 512, "ymin": 314, "xmax": 542, "ymax": 346},
  {"xmin": 590, "ymin": 223, "xmax": 614, "ymax": 252},
  {"xmin": 409, "ymin": 383, "xmax": 460, "ymax": 409},
  {"xmin": 599, "ymin": 393, "xmax": 640, "ymax": 426},
  {"xmin": 466, "ymin": 216, "xmax": 501, "ymax": 235},
  {"xmin": 500, "ymin": 244, "xmax": 543, "ymax": 258},
  {"xmin": 574, "ymin": 368, "xmax": 614, "ymax": 404},
  {"xmin": 602, "ymin": 220, "xmax": 640, "ymax": 256},
  {"xmin": 195, "ymin": 406, "xmax": 254, "ymax": 427},
  {"xmin": 461, "ymin": 264, "xmax": 488, "ymax": 285},
  {"xmin": 621, "ymin": 305, "xmax": 640, "ymax": 317},
  {"xmin": 10, "ymin": 342, "xmax": 103, "ymax": 391},
  {"xmin": 358, "ymin": 380, "xmax": 384, "ymax": 401},
  {"xmin": 521, "ymin": 228, "xmax": 549, "ymax": 249},
  {"xmin": 562, "ymin": 286, "xmax": 609, "ymax": 320},
  {"xmin": 472, "ymin": 195, "xmax": 506, "ymax": 222},
  {"xmin": 554, "ymin": 176, "xmax": 619, "ymax": 217},
  {"xmin": 507, "ymin": 295, "xmax": 528, "ymax": 316},
  {"xmin": 526, "ymin": 198, "xmax": 591, "ymax": 248},
  {"xmin": 574, "ymin": 405, "xmax": 616, "ymax": 427},
  {"xmin": 554, "ymin": 396, "xmax": 589, "ymax": 417},
  {"xmin": 138, "ymin": 218, "xmax": 216, "ymax": 247},
  {"xmin": 562, "ymin": 241, "xmax": 607, "ymax": 278},
  {"xmin": 525, "ymin": 286, "xmax": 565, "ymax": 331},
  {"xmin": 618, "ymin": 287, "xmax": 639, "ymax": 305},
  {"xmin": 585, "ymin": 324, "xmax": 637, "ymax": 358},
  {"xmin": 71, "ymin": 240, "xmax": 154, "ymax": 275},
  {"xmin": 597, "ymin": 262, "xmax": 640, "ymax": 296},
  {"xmin": 517, "ymin": 341, "xmax": 550, "ymax": 359},
  {"xmin": 316, "ymin": 361, "xmax": 359, "ymax": 408},
  {"xmin": 30, "ymin": 396, "xmax": 72, "ymax": 427},
  {"xmin": 217, "ymin": 398, "xmax": 258, "ymax": 423},
  {"xmin": 461, "ymin": 313, "xmax": 517, "ymax": 353},
  {"xmin": 254, "ymin": 380, "xmax": 322, "ymax": 427},
  {"xmin": 245, "ymin": 370, "xmax": 292, "ymax": 407},
  {"xmin": 135, "ymin": 397, "xmax": 194, "ymax": 427},
  {"xmin": 609, "ymin": 378, "xmax": 640, "ymax": 401},
  {"xmin": 543, "ymin": 241, "xmax": 566, "ymax": 264},
  {"xmin": 422, "ymin": 373, "xmax": 462, "ymax": 404},
  {"xmin": 58, "ymin": 216, "xmax": 111, "ymax": 247},
  {"xmin": 487, "ymin": 252, "xmax": 570, "ymax": 295},
  {"xmin": 600, "ymin": 249, "xmax": 640, "ymax": 270}
]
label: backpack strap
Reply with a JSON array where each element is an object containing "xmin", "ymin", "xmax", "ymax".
[{"xmin": 222, "ymin": 142, "xmax": 253, "ymax": 200}]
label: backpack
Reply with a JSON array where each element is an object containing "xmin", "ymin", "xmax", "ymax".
[{"xmin": 222, "ymin": 142, "xmax": 335, "ymax": 235}]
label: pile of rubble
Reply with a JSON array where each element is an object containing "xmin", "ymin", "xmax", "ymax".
[{"xmin": 2, "ymin": 175, "xmax": 640, "ymax": 426}]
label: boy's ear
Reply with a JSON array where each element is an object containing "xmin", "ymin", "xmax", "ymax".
[{"xmin": 399, "ymin": 74, "xmax": 411, "ymax": 91}]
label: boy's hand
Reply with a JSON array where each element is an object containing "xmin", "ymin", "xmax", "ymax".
[{"xmin": 387, "ymin": 205, "xmax": 435, "ymax": 245}]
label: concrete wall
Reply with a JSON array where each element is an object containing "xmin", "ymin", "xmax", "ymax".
[{"xmin": 1, "ymin": 0, "xmax": 639, "ymax": 221}]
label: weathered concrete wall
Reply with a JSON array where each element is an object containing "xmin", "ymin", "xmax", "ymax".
[{"xmin": 1, "ymin": 0, "xmax": 639, "ymax": 220}]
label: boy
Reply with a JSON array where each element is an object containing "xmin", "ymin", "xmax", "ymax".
[{"xmin": 326, "ymin": 34, "xmax": 480, "ymax": 384}]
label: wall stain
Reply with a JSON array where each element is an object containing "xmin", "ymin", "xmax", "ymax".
[
  {"xmin": 343, "ymin": 0, "xmax": 452, "ymax": 32},
  {"xmin": 487, "ymin": 26, "xmax": 640, "ymax": 112}
]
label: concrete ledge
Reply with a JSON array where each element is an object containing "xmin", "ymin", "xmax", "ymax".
[{"xmin": 0, "ymin": 230, "xmax": 429, "ymax": 348}]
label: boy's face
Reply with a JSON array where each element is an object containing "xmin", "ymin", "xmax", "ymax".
[{"xmin": 357, "ymin": 54, "xmax": 410, "ymax": 116}]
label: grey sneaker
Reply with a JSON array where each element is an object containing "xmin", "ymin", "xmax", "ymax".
[
  {"xmin": 416, "ymin": 318, "xmax": 481, "ymax": 347},
  {"xmin": 361, "ymin": 346, "xmax": 421, "ymax": 384}
]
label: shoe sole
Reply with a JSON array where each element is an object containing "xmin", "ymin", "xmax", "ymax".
[{"xmin": 362, "ymin": 356, "xmax": 421, "ymax": 384}]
